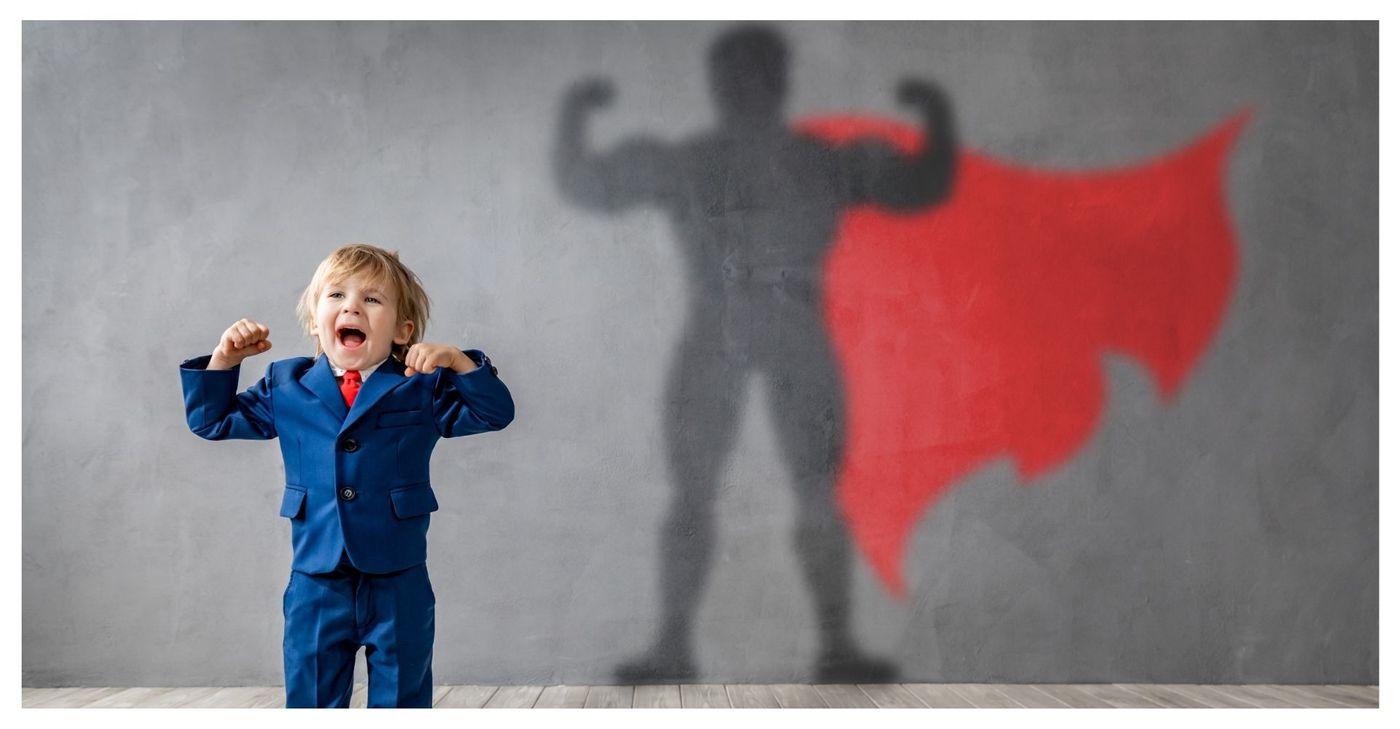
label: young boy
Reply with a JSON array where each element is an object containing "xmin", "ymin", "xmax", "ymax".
[{"xmin": 179, "ymin": 243, "xmax": 514, "ymax": 708}]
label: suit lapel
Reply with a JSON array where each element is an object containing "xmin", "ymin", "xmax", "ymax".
[
  {"xmin": 340, "ymin": 356, "xmax": 408, "ymax": 433},
  {"xmin": 300, "ymin": 354, "xmax": 348, "ymax": 421}
]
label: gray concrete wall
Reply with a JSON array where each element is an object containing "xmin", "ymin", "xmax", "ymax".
[{"xmin": 23, "ymin": 21, "xmax": 1376, "ymax": 686}]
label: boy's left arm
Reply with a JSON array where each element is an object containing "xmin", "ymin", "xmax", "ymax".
[{"xmin": 407, "ymin": 344, "xmax": 515, "ymax": 437}]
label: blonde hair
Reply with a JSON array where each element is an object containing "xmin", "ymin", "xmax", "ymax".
[{"xmin": 297, "ymin": 243, "xmax": 431, "ymax": 361}]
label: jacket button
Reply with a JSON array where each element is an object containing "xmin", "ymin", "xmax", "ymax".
[
  {"xmin": 341, "ymin": 437, "xmax": 359, "ymax": 453},
  {"xmin": 340, "ymin": 487, "xmax": 357, "ymax": 501}
]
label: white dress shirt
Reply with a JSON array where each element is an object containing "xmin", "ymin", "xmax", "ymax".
[{"xmin": 332, "ymin": 357, "xmax": 388, "ymax": 381}]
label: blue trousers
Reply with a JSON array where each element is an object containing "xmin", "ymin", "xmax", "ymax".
[{"xmin": 283, "ymin": 554, "xmax": 435, "ymax": 708}]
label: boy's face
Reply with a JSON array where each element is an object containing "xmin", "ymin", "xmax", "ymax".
[{"xmin": 309, "ymin": 273, "xmax": 414, "ymax": 372}]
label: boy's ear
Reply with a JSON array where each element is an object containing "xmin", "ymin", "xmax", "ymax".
[{"xmin": 394, "ymin": 319, "xmax": 415, "ymax": 346}]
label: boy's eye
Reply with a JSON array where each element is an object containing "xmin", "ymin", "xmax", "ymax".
[
  {"xmin": 328, "ymin": 292, "xmax": 343, "ymax": 299},
  {"xmin": 366, "ymin": 296, "xmax": 380, "ymax": 304}
]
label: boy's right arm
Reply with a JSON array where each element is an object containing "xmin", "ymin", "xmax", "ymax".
[{"xmin": 180, "ymin": 319, "xmax": 277, "ymax": 441}]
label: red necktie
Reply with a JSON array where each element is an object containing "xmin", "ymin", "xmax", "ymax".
[{"xmin": 340, "ymin": 370, "xmax": 361, "ymax": 407}]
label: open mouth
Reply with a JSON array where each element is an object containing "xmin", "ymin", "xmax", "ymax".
[{"xmin": 337, "ymin": 327, "xmax": 367, "ymax": 350}]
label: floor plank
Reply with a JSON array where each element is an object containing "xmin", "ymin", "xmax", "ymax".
[
  {"xmin": 1032, "ymin": 684, "xmax": 1113, "ymax": 708},
  {"xmin": 243, "ymin": 687, "xmax": 286, "ymax": 708},
  {"xmin": 813, "ymin": 684, "xmax": 877, "ymax": 708},
  {"xmin": 1019, "ymin": 685, "xmax": 1092, "ymax": 708},
  {"xmin": 23, "ymin": 687, "xmax": 91, "ymax": 708},
  {"xmin": 1261, "ymin": 684, "xmax": 1356, "ymax": 708},
  {"xmin": 1119, "ymin": 684, "xmax": 1213, "ymax": 708},
  {"xmin": 859, "ymin": 683, "xmax": 925, "ymax": 708},
  {"xmin": 1178, "ymin": 684, "xmax": 1260, "ymax": 708},
  {"xmin": 535, "ymin": 685, "xmax": 590, "ymax": 708},
  {"xmin": 634, "ymin": 684, "xmax": 682, "ymax": 708},
  {"xmin": 680, "ymin": 684, "xmax": 731, "ymax": 708},
  {"xmin": 436, "ymin": 685, "xmax": 499, "ymax": 708},
  {"xmin": 85, "ymin": 687, "xmax": 180, "ymax": 708},
  {"xmin": 43, "ymin": 687, "xmax": 135, "ymax": 708},
  {"xmin": 995, "ymin": 685, "xmax": 1074, "ymax": 708},
  {"xmin": 727, "ymin": 684, "xmax": 780, "ymax": 708},
  {"xmin": 900, "ymin": 683, "xmax": 976, "ymax": 708},
  {"xmin": 23, "ymin": 687, "xmax": 100, "ymax": 708},
  {"xmin": 131, "ymin": 686, "xmax": 223, "ymax": 708},
  {"xmin": 485, "ymin": 685, "xmax": 544, "ymax": 708},
  {"xmin": 584, "ymin": 685, "xmax": 633, "ymax": 708},
  {"xmin": 221, "ymin": 686, "xmax": 284, "ymax": 709},
  {"xmin": 1067, "ymin": 683, "xmax": 1161, "ymax": 708},
  {"xmin": 1268, "ymin": 685, "xmax": 1365, "ymax": 708},
  {"xmin": 1108, "ymin": 682, "xmax": 1176, "ymax": 705},
  {"xmin": 179, "ymin": 686, "xmax": 273, "ymax": 708},
  {"xmin": 770, "ymin": 683, "xmax": 828, "ymax": 708},
  {"xmin": 1223, "ymin": 685, "xmax": 1309, "ymax": 708},
  {"xmin": 1310, "ymin": 684, "xmax": 1380, "ymax": 704},
  {"xmin": 947, "ymin": 683, "xmax": 1025, "ymax": 708},
  {"xmin": 349, "ymin": 682, "xmax": 367, "ymax": 708}
]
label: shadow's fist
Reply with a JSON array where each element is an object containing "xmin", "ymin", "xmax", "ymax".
[
  {"xmin": 897, "ymin": 79, "xmax": 948, "ymax": 111},
  {"xmin": 566, "ymin": 78, "xmax": 616, "ymax": 109}
]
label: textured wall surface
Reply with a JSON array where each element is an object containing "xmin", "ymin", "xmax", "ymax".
[{"xmin": 23, "ymin": 21, "xmax": 1376, "ymax": 686}]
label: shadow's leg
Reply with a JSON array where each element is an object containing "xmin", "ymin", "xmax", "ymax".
[
  {"xmin": 769, "ymin": 335, "xmax": 898, "ymax": 683},
  {"xmin": 615, "ymin": 330, "xmax": 745, "ymax": 683}
]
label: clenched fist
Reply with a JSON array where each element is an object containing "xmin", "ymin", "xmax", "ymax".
[
  {"xmin": 564, "ymin": 78, "xmax": 616, "ymax": 110},
  {"xmin": 403, "ymin": 343, "xmax": 475, "ymax": 377},
  {"xmin": 209, "ymin": 318, "xmax": 271, "ymax": 370},
  {"xmin": 896, "ymin": 78, "xmax": 949, "ymax": 113}
]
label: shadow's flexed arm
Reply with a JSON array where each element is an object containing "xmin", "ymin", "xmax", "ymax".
[
  {"xmin": 851, "ymin": 79, "xmax": 958, "ymax": 211},
  {"xmin": 554, "ymin": 79, "xmax": 676, "ymax": 212}
]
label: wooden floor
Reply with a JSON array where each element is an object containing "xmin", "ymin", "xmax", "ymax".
[{"xmin": 21, "ymin": 683, "xmax": 1379, "ymax": 708}]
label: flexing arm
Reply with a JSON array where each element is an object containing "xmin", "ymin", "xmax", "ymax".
[
  {"xmin": 179, "ymin": 357, "xmax": 277, "ymax": 441},
  {"xmin": 553, "ymin": 78, "xmax": 674, "ymax": 211},
  {"xmin": 432, "ymin": 349, "xmax": 515, "ymax": 438},
  {"xmin": 853, "ymin": 79, "xmax": 959, "ymax": 211},
  {"xmin": 179, "ymin": 318, "xmax": 277, "ymax": 440}
]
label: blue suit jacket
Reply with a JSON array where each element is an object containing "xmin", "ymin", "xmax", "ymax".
[{"xmin": 180, "ymin": 350, "xmax": 514, "ymax": 574}]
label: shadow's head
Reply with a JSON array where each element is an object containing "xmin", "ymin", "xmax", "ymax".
[{"xmin": 708, "ymin": 24, "xmax": 788, "ymax": 126}]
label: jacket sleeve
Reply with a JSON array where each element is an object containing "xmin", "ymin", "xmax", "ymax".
[
  {"xmin": 179, "ymin": 355, "xmax": 277, "ymax": 440},
  {"xmin": 433, "ymin": 349, "xmax": 515, "ymax": 438}
]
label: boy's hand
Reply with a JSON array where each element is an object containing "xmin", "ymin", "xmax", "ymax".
[
  {"xmin": 404, "ymin": 343, "xmax": 475, "ymax": 376},
  {"xmin": 209, "ymin": 318, "xmax": 271, "ymax": 370}
]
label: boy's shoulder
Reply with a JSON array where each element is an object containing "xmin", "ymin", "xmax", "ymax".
[{"xmin": 261, "ymin": 355, "xmax": 320, "ymax": 386}]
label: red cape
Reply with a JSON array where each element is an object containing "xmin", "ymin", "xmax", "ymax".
[{"xmin": 798, "ymin": 112, "xmax": 1250, "ymax": 597}]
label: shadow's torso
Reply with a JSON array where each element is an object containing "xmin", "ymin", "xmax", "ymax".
[{"xmin": 665, "ymin": 131, "xmax": 851, "ymax": 365}]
